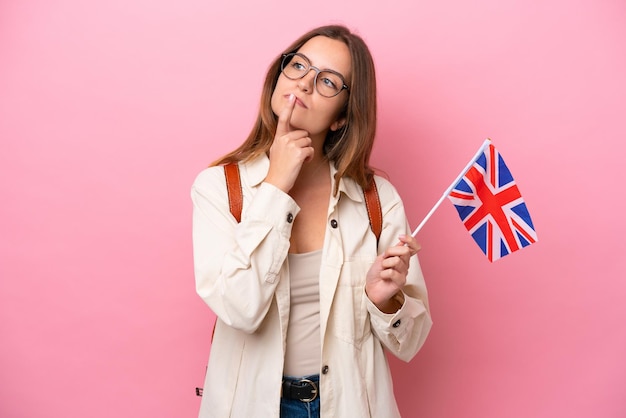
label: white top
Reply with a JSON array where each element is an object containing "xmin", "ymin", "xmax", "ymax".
[{"xmin": 284, "ymin": 250, "xmax": 322, "ymax": 377}]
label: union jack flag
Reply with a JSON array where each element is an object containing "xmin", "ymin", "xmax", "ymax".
[{"xmin": 448, "ymin": 142, "xmax": 537, "ymax": 262}]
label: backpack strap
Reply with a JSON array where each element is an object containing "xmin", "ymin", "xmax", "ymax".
[
  {"xmin": 223, "ymin": 162, "xmax": 382, "ymax": 243},
  {"xmin": 363, "ymin": 177, "xmax": 382, "ymax": 244},
  {"xmin": 223, "ymin": 162, "xmax": 243, "ymax": 223}
]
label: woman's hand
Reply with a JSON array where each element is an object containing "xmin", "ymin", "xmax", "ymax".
[
  {"xmin": 365, "ymin": 234, "xmax": 421, "ymax": 313},
  {"xmin": 264, "ymin": 94, "xmax": 314, "ymax": 193}
]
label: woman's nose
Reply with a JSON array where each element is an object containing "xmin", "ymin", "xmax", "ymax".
[{"xmin": 297, "ymin": 69, "xmax": 316, "ymax": 93}]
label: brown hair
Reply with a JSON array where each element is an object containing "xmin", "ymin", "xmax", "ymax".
[{"xmin": 212, "ymin": 25, "xmax": 377, "ymax": 194}]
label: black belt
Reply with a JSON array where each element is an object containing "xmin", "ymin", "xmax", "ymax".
[{"xmin": 281, "ymin": 377, "xmax": 319, "ymax": 402}]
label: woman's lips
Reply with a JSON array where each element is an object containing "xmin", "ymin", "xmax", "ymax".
[{"xmin": 288, "ymin": 94, "xmax": 307, "ymax": 109}]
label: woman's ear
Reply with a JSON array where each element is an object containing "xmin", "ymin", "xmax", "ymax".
[{"xmin": 330, "ymin": 118, "xmax": 346, "ymax": 132}]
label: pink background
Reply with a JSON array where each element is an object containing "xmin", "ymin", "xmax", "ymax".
[{"xmin": 1, "ymin": 0, "xmax": 625, "ymax": 417}]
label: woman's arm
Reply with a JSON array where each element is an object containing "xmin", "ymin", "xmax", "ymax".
[
  {"xmin": 365, "ymin": 178, "xmax": 433, "ymax": 361},
  {"xmin": 191, "ymin": 165, "xmax": 298, "ymax": 333}
]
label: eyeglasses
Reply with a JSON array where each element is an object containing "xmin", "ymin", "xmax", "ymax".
[{"xmin": 280, "ymin": 53, "xmax": 349, "ymax": 98}]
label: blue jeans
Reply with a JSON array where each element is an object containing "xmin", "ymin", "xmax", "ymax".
[
  {"xmin": 280, "ymin": 375, "xmax": 320, "ymax": 418},
  {"xmin": 280, "ymin": 396, "xmax": 320, "ymax": 418}
]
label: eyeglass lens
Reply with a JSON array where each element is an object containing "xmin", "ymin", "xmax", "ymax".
[{"xmin": 281, "ymin": 53, "xmax": 346, "ymax": 98}]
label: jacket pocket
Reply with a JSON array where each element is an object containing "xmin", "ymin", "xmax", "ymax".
[{"xmin": 329, "ymin": 258, "xmax": 373, "ymax": 348}]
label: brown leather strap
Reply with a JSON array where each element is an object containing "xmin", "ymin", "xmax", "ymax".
[
  {"xmin": 224, "ymin": 162, "xmax": 243, "ymax": 223},
  {"xmin": 363, "ymin": 178, "xmax": 382, "ymax": 244}
]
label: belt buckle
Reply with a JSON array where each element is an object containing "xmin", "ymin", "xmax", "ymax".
[{"xmin": 297, "ymin": 378, "xmax": 318, "ymax": 402}]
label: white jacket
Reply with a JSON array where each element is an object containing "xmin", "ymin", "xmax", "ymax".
[{"xmin": 191, "ymin": 155, "xmax": 432, "ymax": 417}]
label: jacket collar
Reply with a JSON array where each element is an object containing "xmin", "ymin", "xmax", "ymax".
[
  {"xmin": 244, "ymin": 154, "xmax": 363, "ymax": 203},
  {"xmin": 244, "ymin": 154, "xmax": 270, "ymax": 187},
  {"xmin": 331, "ymin": 162, "xmax": 363, "ymax": 203}
]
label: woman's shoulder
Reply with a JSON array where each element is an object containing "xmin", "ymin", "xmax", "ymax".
[
  {"xmin": 191, "ymin": 157, "xmax": 265, "ymax": 194},
  {"xmin": 371, "ymin": 173, "xmax": 403, "ymax": 205},
  {"xmin": 192, "ymin": 164, "xmax": 229, "ymax": 192}
]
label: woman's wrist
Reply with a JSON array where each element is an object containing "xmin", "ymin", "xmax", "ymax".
[{"xmin": 366, "ymin": 288, "xmax": 404, "ymax": 314}]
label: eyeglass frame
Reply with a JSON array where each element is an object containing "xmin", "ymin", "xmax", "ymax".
[{"xmin": 280, "ymin": 52, "xmax": 350, "ymax": 98}]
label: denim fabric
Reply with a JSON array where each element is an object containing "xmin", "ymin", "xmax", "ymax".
[{"xmin": 280, "ymin": 396, "xmax": 320, "ymax": 418}]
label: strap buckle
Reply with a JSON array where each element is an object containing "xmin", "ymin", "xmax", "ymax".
[{"xmin": 296, "ymin": 378, "xmax": 318, "ymax": 402}]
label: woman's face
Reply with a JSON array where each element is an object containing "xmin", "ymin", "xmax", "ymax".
[{"xmin": 271, "ymin": 36, "xmax": 351, "ymax": 138}]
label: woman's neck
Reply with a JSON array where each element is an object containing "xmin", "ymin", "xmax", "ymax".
[{"xmin": 294, "ymin": 156, "xmax": 329, "ymax": 188}]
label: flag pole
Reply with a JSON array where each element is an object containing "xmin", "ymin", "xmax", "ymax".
[{"xmin": 411, "ymin": 138, "xmax": 492, "ymax": 237}]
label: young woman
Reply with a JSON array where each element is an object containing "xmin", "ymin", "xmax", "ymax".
[{"xmin": 192, "ymin": 24, "xmax": 432, "ymax": 418}]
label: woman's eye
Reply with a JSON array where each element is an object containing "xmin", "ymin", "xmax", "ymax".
[
  {"xmin": 321, "ymin": 77, "xmax": 337, "ymax": 89},
  {"xmin": 292, "ymin": 61, "xmax": 306, "ymax": 71}
]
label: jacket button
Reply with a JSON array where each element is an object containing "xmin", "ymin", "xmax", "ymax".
[
  {"xmin": 286, "ymin": 213, "xmax": 293, "ymax": 223},
  {"xmin": 392, "ymin": 320, "xmax": 401, "ymax": 328},
  {"xmin": 322, "ymin": 365, "xmax": 329, "ymax": 374},
  {"xmin": 330, "ymin": 219, "xmax": 338, "ymax": 228}
]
